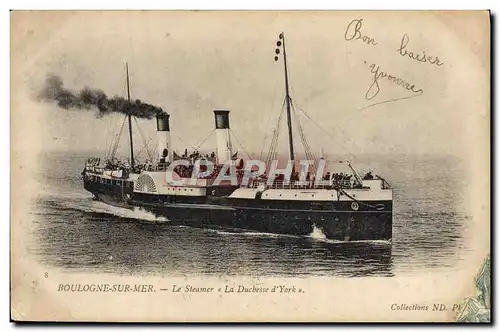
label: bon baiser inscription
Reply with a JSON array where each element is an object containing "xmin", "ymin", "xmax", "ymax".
[{"xmin": 344, "ymin": 18, "xmax": 444, "ymax": 103}]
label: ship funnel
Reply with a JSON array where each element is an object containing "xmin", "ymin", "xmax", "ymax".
[
  {"xmin": 156, "ymin": 112, "xmax": 172, "ymax": 164},
  {"xmin": 214, "ymin": 110, "xmax": 232, "ymax": 164}
]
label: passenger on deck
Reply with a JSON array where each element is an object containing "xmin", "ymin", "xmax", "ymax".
[
  {"xmin": 349, "ymin": 176, "xmax": 355, "ymax": 188},
  {"xmin": 363, "ymin": 171, "xmax": 374, "ymax": 180}
]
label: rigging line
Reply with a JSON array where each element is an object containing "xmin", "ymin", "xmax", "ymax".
[
  {"xmin": 261, "ymin": 96, "xmax": 286, "ymax": 161},
  {"xmin": 290, "ymin": 94, "xmax": 335, "ymax": 142},
  {"xmin": 291, "ymin": 105, "xmax": 307, "ymax": 157},
  {"xmin": 274, "ymin": 101, "xmax": 286, "ymax": 153},
  {"xmin": 266, "ymin": 127, "xmax": 279, "ymax": 165},
  {"xmin": 229, "ymin": 130, "xmax": 252, "ymax": 160},
  {"xmin": 298, "ymin": 113, "xmax": 315, "ymax": 162},
  {"xmin": 287, "ymin": 84, "xmax": 364, "ymax": 161},
  {"xmin": 265, "ymin": 119, "xmax": 278, "ymax": 163},
  {"xmin": 132, "ymin": 117, "xmax": 148, "ymax": 159},
  {"xmin": 259, "ymin": 75, "xmax": 281, "ymax": 160},
  {"xmin": 270, "ymin": 126, "xmax": 282, "ymax": 161},
  {"xmin": 105, "ymin": 116, "xmax": 119, "ymax": 160},
  {"xmin": 302, "ymin": 124, "xmax": 317, "ymax": 163},
  {"xmin": 266, "ymin": 131, "xmax": 276, "ymax": 164},
  {"xmin": 106, "ymin": 115, "xmax": 126, "ymax": 160},
  {"xmin": 291, "ymin": 101, "xmax": 314, "ymax": 159},
  {"xmin": 265, "ymin": 132, "xmax": 275, "ymax": 164},
  {"xmin": 286, "ymin": 81, "xmax": 340, "ymax": 147},
  {"xmin": 296, "ymin": 111, "xmax": 318, "ymax": 175},
  {"xmin": 194, "ymin": 129, "xmax": 215, "ymax": 150},
  {"xmin": 265, "ymin": 99, "xmax": 286, "ymax": 165},
  {"xmin": 108, "ymin": 67, "xmax": 131, "ymax": 160},
  {"xmin": 300, "ymin": 125, "xmax": 315, "ymax": 167},
  {"xmin": 111, "ymin": 116, "xmax": 127, "ymax": 160},
  {"xmin": 292, "ymin": 98, "xmax": 357, "ymax": 160},
  {"xmin": 135, "ymin": 138, "xmax": 153, "ymax": 159},
  {"xmin": 106, "ymin": 117, "xmax": 116, "ymax": 159},
  {"xmin": 285, "ymin": 76, "xmax": 328, "ymax": 165},
  {"xmin": 286, "ymin": 80, "xmax": 342, "ymax": 153},
  {"xmin": 291, "ymin": 104, "xmax": 316, "ymax": 174},
  {"xmin": 174, "ymin": 134, "xmax": 197, "ymax": 151},
  {"xmin": 133, "ymin": 117, "xmax": 155, "ymax": 161},
  {"xmin": 264, "ymin": 97, "xmax": 287, "ymax": 162}
]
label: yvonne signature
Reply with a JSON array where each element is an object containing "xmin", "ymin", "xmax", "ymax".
[{"xmin": 365, "ymin": 62, "xmax": 424, "ymax": 101}]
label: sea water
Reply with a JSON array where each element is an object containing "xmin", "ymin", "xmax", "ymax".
[{"xmin": 26, "ymin": 151, "xmax": 471, "ymax": 277}]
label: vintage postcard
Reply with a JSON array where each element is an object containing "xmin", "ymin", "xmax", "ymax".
[{"xmin": 10, "ymin": 10, "xmax": 490, "ymax": 322}]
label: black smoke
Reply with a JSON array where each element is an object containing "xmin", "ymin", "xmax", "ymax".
[{"xmin": 37, "ymin": 75, "xmax": 165, "ymax": 119}]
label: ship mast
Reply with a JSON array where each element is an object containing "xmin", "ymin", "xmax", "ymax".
[
  {"xmin": 126, "ymin": 63, "xmax": 135, "ymax": 169},
  {"xmin": 276, "ymin": 32, "xmax": 295, "ymax": 160}
]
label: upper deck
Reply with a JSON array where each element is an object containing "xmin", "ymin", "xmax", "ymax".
[{"xmin": 246, "ymin": 178, "xmax": 391, "ymax": 191}]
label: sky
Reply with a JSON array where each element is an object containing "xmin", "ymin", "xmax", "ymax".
[{"xmin": 11, "ymin": 11, "xmax": 489, "ymax": 161}]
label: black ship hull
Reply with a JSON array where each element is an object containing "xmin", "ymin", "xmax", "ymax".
[
  {"xmin": 84, "ymin": 179, "xmax": 392, "ymax": 242},
  {"xmin": 135, "ymin": 204, "xmax": 391, "ymax": 242}
]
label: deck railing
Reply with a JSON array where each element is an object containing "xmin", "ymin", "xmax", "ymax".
[{"xmin": 246, "ymin": 179, "xmax": 355, "ymax": 190}]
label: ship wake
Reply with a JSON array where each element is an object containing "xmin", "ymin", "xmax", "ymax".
[
  {"xmin": 38, "ymin": 191, "xmax": 167, "ymax": 224},
  {"xmin": 309, "ymin": 224, "xmax": 328, "ymax": 240},
  {"xmin": 196, "ymin": 224, "xmax": 392, "ymax": 246},
  {"xmin": 307, "ymin": 224, "xmax": 392, "ymax": 246},
  {"xmin": 90, "ymin": 202, "xmax": 168, "ymax": 223}
]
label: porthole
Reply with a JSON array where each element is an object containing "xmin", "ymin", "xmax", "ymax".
[{"xmin": 351, "ymin": 202, "xmax": 359, "ymax": 211}]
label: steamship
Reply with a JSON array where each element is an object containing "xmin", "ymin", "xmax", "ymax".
[{"xmin": 82, "ymin": 33, "xmax": 393, "ymax": 241}]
